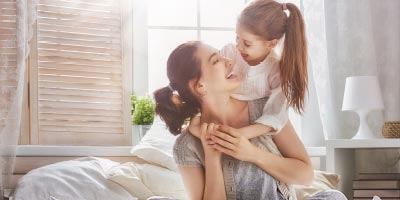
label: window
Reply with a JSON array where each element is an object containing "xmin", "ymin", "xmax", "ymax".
[{"xmin": 27, "ymin": 0, "xmax": 132, "ymax": 145}]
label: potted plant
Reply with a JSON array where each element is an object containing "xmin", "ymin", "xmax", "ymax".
[{"xmin": 131, "ymin": 94, "xmax": 155, "ymax": 142}]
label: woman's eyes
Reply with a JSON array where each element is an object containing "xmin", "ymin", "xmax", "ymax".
[{"xmin": 213, "ymin": 58, "xmax": 220, "ymax": 65}]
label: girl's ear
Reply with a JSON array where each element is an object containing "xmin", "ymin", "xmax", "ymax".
[
  {"xmin": 189, "ymin": 79, "xmax": 207, "ymax": 97},
  {"xmin": 266, "ymin": 39, "xmax": 278, "ymax": 48}
]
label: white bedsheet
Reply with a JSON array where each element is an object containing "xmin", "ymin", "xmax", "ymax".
[{"xmin": 12, "ymin": 157, "xmax": 137, "ymax": 200}]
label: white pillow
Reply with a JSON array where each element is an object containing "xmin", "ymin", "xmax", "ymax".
[
  {"xmin": 13, "ymin": 157, "xmax": 137, "ymax": 200},
  {"xmin": 107, "ymin": 162, "xmax": 187, "ymax": 200},
  {"xmin": 130, "ymin": 116, "xmax": 178, "ymax": 172}
]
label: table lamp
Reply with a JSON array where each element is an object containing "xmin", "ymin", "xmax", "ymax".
[{"xmin": 342, "ymin": 76, "xmax": 384, "ymax": 139}]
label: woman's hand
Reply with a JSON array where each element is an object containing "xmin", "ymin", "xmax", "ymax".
[
  {"xmin": 210, "ymin": 125, "xmax": 258, "ymax": 162},
  {"xmin": 200, "ymin": 123, "xmax": 222, "ymax": 160}
]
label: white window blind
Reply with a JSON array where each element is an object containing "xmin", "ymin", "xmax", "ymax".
[
  {"xmin": 0, "ymin": 0, "xmax": 17, "ymax": 131},
  {"xmin": 30, "ymin": 0, "xmax": 132, "ymax": 145}
]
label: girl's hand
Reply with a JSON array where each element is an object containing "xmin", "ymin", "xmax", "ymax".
[
  {"xmin": 210, "ymin": 125, "xmax": 257, "ymax": 162},
  {"xmin": 200, "ymin": 123, "xmax": 222, "ymax": 160}
]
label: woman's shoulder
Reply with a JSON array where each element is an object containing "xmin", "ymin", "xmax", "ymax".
[
  {"xmin": 174, "ymin": 129, "xmax": 199, "ymax": 146},
  {"xmin": 173, "ymin": 129, "xmax": 204, "ymax": 167}
]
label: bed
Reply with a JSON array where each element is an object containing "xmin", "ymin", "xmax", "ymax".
[{"xmin": 10, "ymin": 117, "xmax": 340, "ymax": 200}]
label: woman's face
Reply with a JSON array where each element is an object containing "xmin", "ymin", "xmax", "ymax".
[
  {"xmin": 235, "ymin": 24, "xmax": 272, "ymax": 66},
  {"xmin": 195, "ymin": 44, "xmax": 241, "ymax": 96}
]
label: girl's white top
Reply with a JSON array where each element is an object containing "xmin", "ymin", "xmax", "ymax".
[{"xmin": 220, "ymin": 43, "xmax": 289, "ymax": 133}]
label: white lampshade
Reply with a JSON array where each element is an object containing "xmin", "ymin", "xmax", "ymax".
[{"xmin": 342, "ymin": 76, "xmax": 384, "ymax": 111}]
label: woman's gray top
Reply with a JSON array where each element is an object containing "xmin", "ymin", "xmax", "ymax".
[{"xmin": 173, "ymin": 98, "xmax": 296, "ymax": 200}]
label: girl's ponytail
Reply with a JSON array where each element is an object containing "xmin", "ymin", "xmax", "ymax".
[{"xmin": 281, "ymin": 3, "xmax": 308, "ymax": 113}]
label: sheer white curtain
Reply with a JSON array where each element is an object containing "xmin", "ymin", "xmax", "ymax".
[
  {"xmin": 303, "ymin": 0, "xmax": 400, "ymax": 140},
  {"xmin": 0, "ymin": 0, "xmax": 37, "ymax": 198}
]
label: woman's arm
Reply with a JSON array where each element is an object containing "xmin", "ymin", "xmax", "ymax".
[
  {"xmin": 178, "ymin": 166, "xmax": 205, "ymax": 200},
  {"xmin": 211, "ymin": 122, "xmax": 313, "ymax": 185},
  {"xmin": 252, "ymin": 121, "xmax": 314, "ymax": 185},
  {"xmin": 180, "ymin": 123, "xmax": 227, "ymax": 200}
]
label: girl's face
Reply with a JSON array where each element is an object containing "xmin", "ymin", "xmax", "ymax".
[
  {"xmin": 235, "ymin": 24, "xmax": 274, "ymax": 66},
  {"xmin": 195, "ymin": 44, "xmax": 241, "ymax": 96}
]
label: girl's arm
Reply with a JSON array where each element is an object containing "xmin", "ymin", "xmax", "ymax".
[
  {"xmin": 241, "ymin": 62, "xmax": 289, "ymax": 139},
  {"xmin": 239, "ymin": 123, "xmax": 274, "ymax": 139},
  {"xmin": 211, "ymin": 122, "xmax": 313, "ymax": 185}
]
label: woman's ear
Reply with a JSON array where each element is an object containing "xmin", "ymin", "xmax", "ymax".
[{"xmin": 189, "ymin": 79, "xmax": 207, "ymax": 97}]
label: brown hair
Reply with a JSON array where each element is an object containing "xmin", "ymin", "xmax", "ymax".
[
  {"xmin": 238, "ymin": 0, "xmax": 308, "ymax": 113},
  {"xmin": 153, "ymin": 41, "xmax": 202, "ymax": 135}
]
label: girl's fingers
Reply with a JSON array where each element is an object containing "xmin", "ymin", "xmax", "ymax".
[
  {"xmin": 213, "ymin": 143, "xmax": 235, "ymax": 157},
  {"xmin": 211, "ymin": 135, "xmax": 236, "ymax": 150},
  {"xmin": 218, "ymin": 125, "xmax": 239, "ymax": 137},
  {"xmin": 206, "ymin": 123, "xmax": 215, "ymax": 135},
  {"xmin": 213, "ymin": 130, "xmax": 238, "ymax": 144}
]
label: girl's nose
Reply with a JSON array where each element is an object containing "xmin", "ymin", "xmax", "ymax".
[{"xmin": 236, "ymin": 42, "xmax": 243, "ymax": 52}]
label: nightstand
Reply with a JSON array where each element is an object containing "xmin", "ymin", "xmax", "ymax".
[{"xmin": 326, "ymin": 139, "xmax": 400, "ymax": 200}]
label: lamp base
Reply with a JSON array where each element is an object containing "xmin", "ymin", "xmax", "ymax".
[{"xmin": 351, "ymin": 110, "xmax": 376, "ymax": 139}]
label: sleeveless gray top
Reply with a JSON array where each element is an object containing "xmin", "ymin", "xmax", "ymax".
[{"xmin": 173, "ymin": 98, "xmax": 296, "ymax": 200}]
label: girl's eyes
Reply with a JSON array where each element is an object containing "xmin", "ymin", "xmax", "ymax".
[
  {"xmin": 213, "ymin": 58, "xmax": 220, "ymax": 65},
  {"xmin": 244, "ymin": 43, "xmax": 250, "ymax": 47}
]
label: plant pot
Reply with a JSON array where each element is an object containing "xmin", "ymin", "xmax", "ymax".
[{"xmin": 132, "ymin": 124, "xmax": 152, "ymax": 144}]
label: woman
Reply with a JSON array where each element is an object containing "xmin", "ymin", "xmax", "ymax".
[{"xmin": 154, "ymin": 41, "xmax": 346, "ymax": 200}]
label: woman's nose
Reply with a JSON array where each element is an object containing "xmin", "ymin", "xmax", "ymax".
[{"xmin": 224, "ymin": 58, "xmax": 233, "ymax": 67}]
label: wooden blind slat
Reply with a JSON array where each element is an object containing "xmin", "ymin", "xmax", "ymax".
[
  {"xmin": 39, "ymin": 94, "xmax": 122, "ymax": 104},
  {"xmin": 40, "ymin": 119, "xmax": 122, "ymax": 128},
  {"xmin": 0, "ymin": 22, "xmax": 16, "ymax": 28},
  {"xmin": 0, "ymin": 48, "xmax": 16, "ymax": 54},
  {"xmin": 39, "ymin": 87, "xmax": 122, "ymax": 99},
  {"xmin": 38, "ymin": 56, "xmax": 121, "ymax": 66},
  {"xmin": 38, "ymin": 37, "xmax": 120, "ymax": 49},
  {"xmin": 39, "ymin": 113, "xmax": 122, "ymax": 123},
  {"xmin": 38, "ymin": 74, "xmax": 121, "ymax": 85},
  {"xmin": 37, "ymin": 18, "xmax": 120, "ymax": 30},
  {"xmin": 38, "ymin": 69, "xmax": 121, "ymax": 80},
  {"xmin": 39, "ymin": 107, "xmax": 122, "ymax": 117},
  {"xmin": 40, "ymin": 126, "xmax": 123, "ymax": 134},
  {"xmin": 39, "ymin": 63, "xmax": 122, "ymax": 73},
  {"xmin": 38, "ymin": 30, "xmax": 120, "ymax": 42},
  {"xmin": 38, "ymin": 49, "xmax": 121, "ymax": 61},
  {"xmin": 38, "ymin": 24, "xmax": 120, "ymax": 37},
  {"xmin": 0, "ymin": 9, "xmax": 16, "ymax": 15},
  {"xmin": 39, "ymin": 42, "xmax": 121, "ymax": 55},
  {"xmin": 39, "ymin": 81, "xmax": 122, "ymax": 91},
  {"xmin": 37, "ymin": 5, "xmax": 120, "ymax": 17},
  {"xmin": 0, "ymin": 38, "xmax": 17, "ymax": 49},
  {"xmin": 39, "ymin": 0, "xmax": 119, "ymax": 12},
  {"xmin": 38, "ymin": 11, "xmax": 120, "ymax": 26}
]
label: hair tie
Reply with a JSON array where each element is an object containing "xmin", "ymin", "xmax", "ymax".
[
  {"xmin": 168, "ymin": 84, "xmax": 174, "ymax": 92},
  {"xmin": 282, "ymin": 3, "xmax": 287, "ymax": 10}
]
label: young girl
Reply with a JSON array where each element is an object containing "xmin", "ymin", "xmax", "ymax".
[{"xmin": 191, "ymin": 0, "xmax": 307, "ymax": 139}]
